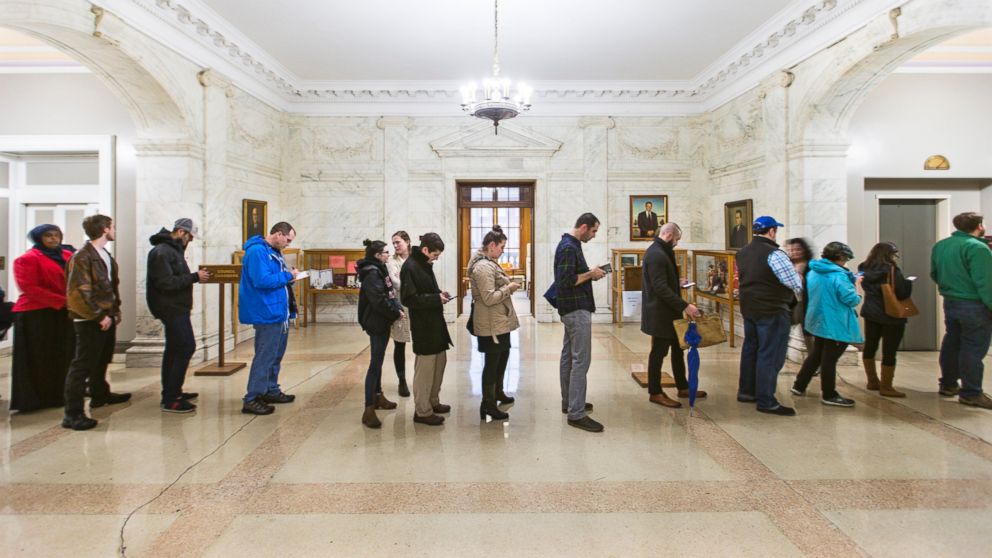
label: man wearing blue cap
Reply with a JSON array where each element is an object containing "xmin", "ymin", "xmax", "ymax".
[{"xmin": 735, "ymin": 216, "xmax": 804, "ymax": 416}]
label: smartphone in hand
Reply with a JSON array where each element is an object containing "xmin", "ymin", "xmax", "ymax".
[{"xmin": 600, "ymin": 263, "xmax": 613, "ymax": 274}]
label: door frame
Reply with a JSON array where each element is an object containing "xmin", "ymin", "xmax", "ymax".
[
  {"xmin": 874, "ymin": 194, "xmax": 951, "ymax": 347},
  {"xmin": 456, "ymin": 181, "xmax": 537, "ymax": 317}
]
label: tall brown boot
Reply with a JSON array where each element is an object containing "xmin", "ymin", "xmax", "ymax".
[
  {"xmin": 362, "ymin": 405, "xmax": 381, "ymax": 428},
  {"xmin": 863, "ymin": 358, "xmax": 880, "ymax": 391},
  {"xmin": 879, "ymin": 365, "xmax": 906, "ymax": 398}
]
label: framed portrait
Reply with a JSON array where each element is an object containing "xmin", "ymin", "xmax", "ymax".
[
  {"xmin": 242, "ymin": 199, "xmax": 268, "ymax": 244},
  {"xmin": 629, "ymin": 195, "xmax": 668, "ymax": 241},
  {"xmin": 724, "ymin": 199, "xmax": 753, "ymax": 251}
]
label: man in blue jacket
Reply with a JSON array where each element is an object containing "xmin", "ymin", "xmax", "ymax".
[{"xmin": 239, "ymin": 221, "xmax": 299, "ymax": 415}]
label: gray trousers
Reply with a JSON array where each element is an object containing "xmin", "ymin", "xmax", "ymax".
[
  {"xmin": 560, "ymin": 310, "xmax": 592, "ymax": 420},
  {"xmin": 413, "ymin": 351, "xmax": 447, "ymax": 417}
]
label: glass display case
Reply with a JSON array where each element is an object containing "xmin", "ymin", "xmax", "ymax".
[
  {"xmin": 611, "ymin": 247, "xmax": 689, "ymax": 325},
  {"xmin": 691, "ymin": 249, "xmax": 738, "ymax": 346}
]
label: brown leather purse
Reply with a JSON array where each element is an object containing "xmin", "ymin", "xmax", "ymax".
[
  {"xmin": 881, "ymin": 266, "xmax": 919, "ymax": 319},
  {"xmin": 674, "ymin": 313, "xmax": 727, "ymax": 350}
]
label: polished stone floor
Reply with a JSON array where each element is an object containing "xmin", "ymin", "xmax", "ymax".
[{"xmin": 1, "ymin": 318, "xmax": 991, "ymax": 557}]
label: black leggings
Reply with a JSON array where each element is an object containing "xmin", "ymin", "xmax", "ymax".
[
  {"xmin": 862, "ymin": 320, "xmax": 905, "ymax": 366},
  {"xmin": 648, "ymin": 336, "xmax": 687, "ymax": 394},
  {"xmin": 482, "ymin": 350, "xmax": 511, "ymax": 392},
  {"xmin": 794, "ymin": 336, "xmax": 847, "ymax": 399},
  {"xmin": 393, "ymin": 341, "xmax": 406, "ymax": 377}
]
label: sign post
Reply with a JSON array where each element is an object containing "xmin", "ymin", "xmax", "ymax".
[{"xmin": 195, "ymin": 264, "xmax": 246, "ymax": 376}]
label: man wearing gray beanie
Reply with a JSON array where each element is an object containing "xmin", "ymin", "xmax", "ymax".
[{"xmin": 147, "ymin": 218, "xmax": 210, "ymax": 413}]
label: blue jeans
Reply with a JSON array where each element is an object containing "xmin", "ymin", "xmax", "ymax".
[
  {"xmin": 738, "ymin": 311, "xmax": 791, "ymax": 409},
  {"xmin": 160, "ymin": 314, "xmax": 196, "ymax": 404},
  {"xmin": 244, "ymin": 322, "xmax": 289, "ymax": 403},
  {"xmin": 365, "ymin": 334, "xmax": 389, "ymax": 407},
  {"xmin": 939, "ymin": 300, "xmax": 992, "ymax": 398}
]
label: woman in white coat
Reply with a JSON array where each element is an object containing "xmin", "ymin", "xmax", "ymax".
[{"xmin": 387, "ymin": 230, "xmax": 413, "ymax": 397}]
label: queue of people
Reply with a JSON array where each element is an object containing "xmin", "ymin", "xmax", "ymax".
[{"xmin": 3, "ymin": 210, "xmax": 989, "ymax": 432}]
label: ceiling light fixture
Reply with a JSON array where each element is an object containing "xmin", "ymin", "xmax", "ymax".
[{"xmin": 460, "ymin": 0, "xmax": 532, "ymax": 134}]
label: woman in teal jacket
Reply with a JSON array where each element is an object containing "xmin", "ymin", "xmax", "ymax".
[{"xmin": 791, "ymin": 242, "xmax": 864, "ymax": 407}]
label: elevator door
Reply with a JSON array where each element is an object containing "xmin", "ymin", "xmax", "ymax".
[{"xmin": 878, "ymin": 199, "xmax": 938, "ymax": 350}]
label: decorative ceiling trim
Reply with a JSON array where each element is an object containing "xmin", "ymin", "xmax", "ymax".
[{"xmin": 96, "ymin": 0, "xmax": 904, "ymax": 114}]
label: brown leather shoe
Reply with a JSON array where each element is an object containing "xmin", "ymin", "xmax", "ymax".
[
  {"xmin": 677, "ymin": 389, "xmax": 707, "ymax": 399},
  {"xmin": 432, "ymin": 403, "xmax": 451, "ymax": 414},
  {"xmin": 649, "ymin": 393, "xmax": 682, "ymax": 408},
  {"xmin": 375, "ymin": 393, "xmax": 397, "ymax": 410},
  {"xmin": 413, "ymin": 414, "xmax": 445, "ymax": 425}
]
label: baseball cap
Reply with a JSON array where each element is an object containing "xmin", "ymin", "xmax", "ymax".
[
  {"xmin": 752, "ymin": 216, "xmax": 785, "ymax": 232},
  {"xmin": 173, "ymin": 218, "xmax": 198, "ymax": 236}
]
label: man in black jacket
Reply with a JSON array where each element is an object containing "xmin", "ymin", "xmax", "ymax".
[
  {"xmin": 147, "ymin": 218, "xmax": 210, "ymax": 413},
  {"xmin": 641, "ymin": 223, "xmax": 702, "ymax": 408}
]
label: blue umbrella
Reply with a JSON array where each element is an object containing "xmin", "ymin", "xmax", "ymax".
[{"xmin": 684, "ymin": 322, "xmax": 702, "ymax": 410}]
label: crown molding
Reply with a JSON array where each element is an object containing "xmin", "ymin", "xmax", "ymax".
[{"xmin": 93, "ymin": 0, "xmax": 906, "ymax": 115}]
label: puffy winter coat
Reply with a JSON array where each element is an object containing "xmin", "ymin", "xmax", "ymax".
[
  {"xmin": 238, "ymin": 235, "xmax": 294, "ymax": 325},
  {"xmin": 146, "ymin": 228, "xmax": 200, "ymax": 320},
  {"xmin": 804, "ymin": 258, "xmax": 864, "ymax": 343},
  {"xmin": 357, "ymin": 258, "xmax": 402, "ymax": 336}
]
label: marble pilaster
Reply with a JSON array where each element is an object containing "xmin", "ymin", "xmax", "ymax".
[{"xmin": 578, "ymin": 117, "xmax": 614, "ymax": 322}]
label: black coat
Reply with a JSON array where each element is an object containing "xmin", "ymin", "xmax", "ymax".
[
  {"xmin": 858, "ymin": 262, "xmax": 913, "ymax": 325},
  {"xmin": 146, "ymin": 229, "xmax": 199, "ymax": 320},
  {"xmin": 400, "ymin": 248, "xmax": 453, "ymax": 355},
  {"xmin": 357, "ymin": 258, "xmax": 401, "ymax": 336},
  {"xmin": 640, "ymin": 238, "xmax": 689, "ymax": 339}
]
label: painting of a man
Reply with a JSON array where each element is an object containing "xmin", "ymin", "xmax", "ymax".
[
  {"xmin": 629, "ymin": 195, "xmax": 668, "ymax": 241},
  {"xmin": 637, "ymin": 201, "xmax": 659, "ymax": 238},
  {"xmin": 730, "ymin": 210, "xmax": 748, "ymax": 249},
  {"xmin": 724, "ymin": 199, "xmax": 753, "ymax": 251},
  {"xmin": 242, "ymin": 199, "xmax": 268, "ymax": 244}
]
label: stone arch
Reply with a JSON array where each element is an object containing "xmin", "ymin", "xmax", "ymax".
[
  {"xmin": 0, "ymin": 0, "xmax": 198, "ymax": 141},
  {"xmin": 781, "ymin": 0, "xmax": 992, "ymax": 246},
  {"xmin": 792, "ymin": 0, "xmax": 992, "ymax": 144}
]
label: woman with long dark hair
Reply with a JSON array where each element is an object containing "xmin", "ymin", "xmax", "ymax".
[
  {"xmin": 468, "ymin": 225, "xmax": 521, "ymax": 421},
  {"xmin": 386, "ymin": 231, "xmax": 413, "ymax": 397},
  {"xmin": 9, "ymin": 225, "xmax": 76, "ymax": 412},
  {"xmin": 791, "ymin": 242, "xmax": 863, "ymax": 407},
  {"xmin": 858, "ymin": 241, "xmax": 913, "ymax": 397},
  {"xmin": 357, "ymin": 239, "xmax": 403, "ymax": 428},
  {"xmin": 786, "ymin": 238, "xmax": 816, "ymax": 354}
]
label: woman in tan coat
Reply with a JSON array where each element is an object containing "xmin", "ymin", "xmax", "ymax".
[
  {"xmin": 387, "ymin": 231, "xmax": 413, "ymax": 397},
  {"xmin": 468, "ymin": 225, "xmax": 521, "ymax": 421}
]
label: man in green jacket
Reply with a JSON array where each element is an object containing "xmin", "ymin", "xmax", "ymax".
[{"xmin": 931, "ymin": 212, "xmax": 992, "ymax": 409}]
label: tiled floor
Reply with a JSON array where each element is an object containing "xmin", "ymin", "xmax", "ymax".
[{"xmin": 1, "ymin": 317, "xmax": 990, "ymax": 557}]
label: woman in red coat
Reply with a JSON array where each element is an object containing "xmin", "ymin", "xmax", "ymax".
[{"xmin": 9, "ymin": 225, "xmax": 76, "ymax": 412}]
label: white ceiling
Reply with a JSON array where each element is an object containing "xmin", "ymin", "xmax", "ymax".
[{"xmin": 199, "ymin": 0, "xmax": 795, "ymax": 81}]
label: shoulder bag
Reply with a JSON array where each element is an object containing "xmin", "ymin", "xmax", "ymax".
[{"xmin": 881, "ymin": 266, "xmax": 919, "ymax": 319}]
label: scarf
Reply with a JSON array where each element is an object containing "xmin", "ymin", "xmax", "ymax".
[{"xmin": 29, "ymin": 224, "xmax": 67, "ymax": 269}]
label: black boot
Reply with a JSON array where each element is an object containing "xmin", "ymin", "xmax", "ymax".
[
  {"xmin": 495, "ymin": 367, "xmax": 515, "ymax": 405},
  {"xmin": 480, "ymin": 383, "xmax": 509, "ymax": 421},
  {"xmin": 397, "ymin": 372, "xmax": 410, "ymax": 398}
]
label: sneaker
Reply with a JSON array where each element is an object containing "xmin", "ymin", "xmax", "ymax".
[
  {"xmin": 179, "ymin": 392, "xmax": 199, "ymax": 401},
  {"xmin": 90, "ymin": 392, "xmax": 132, "ymax": 408},
  {"xmin": 567, "ymin": 416, "xmax": 605, "ymax": 432},
  {"xmin": 939, "ymin": 385, "xmax": 960, "ymax": 397},
  {"xmin": 61, "ymin": 414, "xmax": 98, "ymax": 430},
  {"xmin": 757, "ymin": 405, "xmax": 797, "ymax": 416},
  {"xmin": 413, "ymin": 414, "xmax": 445, "ymax": 426},
  {"xmin": 959, "ymin": 393, "xmax": 992, "ymax": 410},
  {"xmin": 562, "ymin": 402, "xmax": 594, "ymax": 414},
  {"xmin": 737, "ymin": 394, "xmax": 757, "ymax": 403},
  {"xmin": 822, "ymin": 395, "xmax": 855, "ymax": 407},
  {"xmin": 242, "ymin": 398, "xmax": 274, "ymax": 415},
  {"xmin": 261, "ymin": 392, "xmax": 295, "ymax": 404},
  {"xmin": 162, "ymin": 399, "xmax": 197, "ymax": 413},
  {"xmin": 790, "ymin": 387, "xmax": 805, "ymax": 396}
]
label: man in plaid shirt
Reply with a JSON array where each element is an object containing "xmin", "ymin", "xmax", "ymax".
[{"xmin": 552, "ymin": 213, "xmax": 607, "ymax": 432}]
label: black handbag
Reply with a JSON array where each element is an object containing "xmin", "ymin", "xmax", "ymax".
[{"xmin": 466, "ymin": 302, "xmax": 476, "ymax": 335}]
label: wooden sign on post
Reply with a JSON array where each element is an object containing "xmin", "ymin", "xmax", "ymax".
[{"xmin": 195, "ymin": 264, "xmax": 246, "ymax": 376}]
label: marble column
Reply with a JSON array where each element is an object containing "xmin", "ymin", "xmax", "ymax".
[
  {"xmin": 578, "ymin": 116, "xmax": 614, "ymax": 322},
  {"xmin": 377, "ymin": 117, "xmax": 412, "ymax": 239},
  {"xmin": 124, "ymin": 139, "xmax": 206, "ymax": 367}
]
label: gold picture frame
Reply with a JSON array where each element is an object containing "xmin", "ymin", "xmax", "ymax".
[
  {"xmin": 724, "ymin": 199, "xmax": 753, "ymax": 251},
  {"xmin": 242, "ymin": 199, "xmax": 268, "ymax": 245},
  {"xmin": 629, "ymin": 195, "xmax": 669, "ymax": 241}
]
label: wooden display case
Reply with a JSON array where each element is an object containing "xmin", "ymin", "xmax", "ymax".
[
  {"xmin": 611, "ymin": 247, "xmax": 688, "ymax": 325},
  {"xmin": 301, "ymin": 248, "xmax": 365, "ymax": 324},
  {"xmin": 690, "ymin": 249, "xmax": 738, "ymax": 347}
]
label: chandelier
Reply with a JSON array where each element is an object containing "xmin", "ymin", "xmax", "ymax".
[{"xmin": 460, "ymin": 0, "xmax": 532, "ymax": 134}]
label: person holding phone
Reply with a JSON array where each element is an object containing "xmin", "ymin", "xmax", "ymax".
[
  {"xmin": 857, "ymin": 242, "xmax": 913, "ymax": 397},
  {"xmin": 791, "ymin": 242, "xmax": 863, "ymax": 407},
  {"xmin": 400, "ymin": 232, "xmax": 453, "ymax": 426},
  {"xmin": 641, "ymin": 222, "xmax": 703, "ymax": 408}
]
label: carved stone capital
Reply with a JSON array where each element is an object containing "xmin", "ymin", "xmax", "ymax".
[
  {"xmin": 376, "ymin": 116, "xmax": 413, "ymax": 130},
  {"xmin": 577, "ymin": 116, "xmax": 616, "ymax": 129},
  {"xmin": 197, "ymin": 69, "xmax": 234, "ymax": 97}
]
